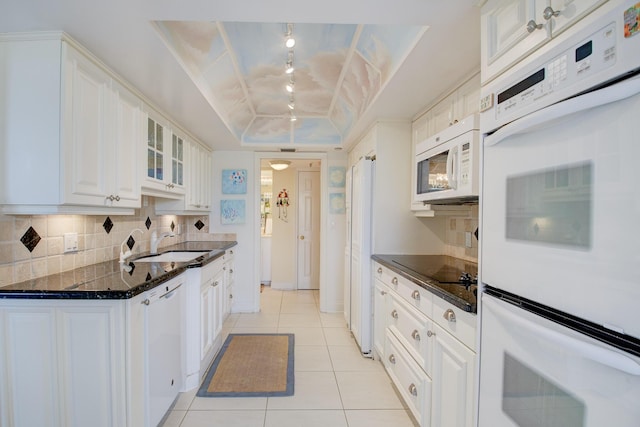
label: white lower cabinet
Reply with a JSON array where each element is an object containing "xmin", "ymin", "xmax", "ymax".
[
  {"xmin": 223, "ymin": 249, "xmax": 235, "ymax": 318},
  {"xmin": 374, "ymin": 261, "xmax": 477, "ymax": 427}
]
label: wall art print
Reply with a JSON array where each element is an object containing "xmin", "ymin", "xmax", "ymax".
[
  {"xmin": 328, "ymin": 166, "xmax": 346, "ymax": 188},
  {"xmin": 221, "ymin": 200, "xmax": 246, "ymax": 224},
  {"xmin": 222, "ymin": 169, "xmax": 248, "ymax": 194},
  {"xmin": 329, "ymin": 192, "xmax": 346, "ymax": 214}
]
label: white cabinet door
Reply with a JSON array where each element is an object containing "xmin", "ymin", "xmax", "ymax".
[
  {"xmin": 63, "ymin": 44, "xmax": 110, "ymax": 205},
  {"xmin": 373, "ymin": 278, "xmax": 389, "ymax": 359},
  {"xmin": 431, "ymin": 324, "xmax": 476, "ymax": 427},
  {"xmin": 481, "ymin": 0, "xmax": 550, "ymax": 84},
  {"xmin": 143, "ymin": 112, "xmax": 185, "ymax": 198},
  {"xmin": 111, "ymin": 81, "xmax": 142, "ymax": 207},
  {"xmin": 0, "ymin": 308, "xmax": 59, "ymax": 427},
  {"xmin": 200, "ymin": 277, "xmax": 215, "ymax": 362},
  {"xmin": 57, "ymin": 305, "xmax": 125, "ymax": 427},
  {"xmin": 549, "ymin": 0, "xmax": 609, "ymax": 36},
  {"xmin": 429, "ymin": 94, "xmax": 456, "ymax": 136},
  {"xmin": 452, "ymin": 74, "xmax": 481, "ymax": 124}
]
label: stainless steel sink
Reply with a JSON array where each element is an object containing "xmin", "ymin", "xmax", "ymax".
[{"xmin": 133, "ymin": 251, "xmax": 210, "ymax": 263}]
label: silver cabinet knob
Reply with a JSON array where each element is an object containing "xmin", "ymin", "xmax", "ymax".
[
  {"xmin": 141, "ymin": 299, "xmax": 150, "ymax": 306},
  {"xmin": 411, "ymin": 290, "xmax": 420, "ymax": 301},
  {"xmin": 380, "ymin": 290, "xmax": 387, "ymax": 296},
  {"xmin": 443, "ymin": 308, "xmax": 456, "ymax": 323},
  {"xmin": 229, "ymin": 269, "xmax": 233, "ymax": 274},
  {"xmin": 377, "ymin": 267, "xmax": 382, "ymax": 274},
  {"xmin": 411, "ymin": 330, "xmax": 421, "ymax": 341},
  {"xmin": 388, "ymin": 354, "xmax": 396, "ymax": 364},
  {"xmin": 543, "ymin": 6, "xmax": 560, "ymax": 20},
  {"xmin": 409, "ymin": 383, "xmax": 417, "ymax": 396},
  {"xmin": 427, "ymin": 330, "xmax": 435, "ymax": 337},
  {"xmin": 391, "ymin": 277, "xmax": 398, "ymax": 285},
  {"xmin": 391, "ymin": 309, "xmax": 398, "ymax": 319},
  {"xmin": 212, "ymin": 281, "xmax": 219, "ymax": 287},
  {"xmin": 527, "ymin": 19, "xmax": 544, "ymax": 33}
]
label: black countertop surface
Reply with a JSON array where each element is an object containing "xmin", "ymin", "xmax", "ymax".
[
  {"xmin": 372, "ymin": 254, "xmax": 478, "ymax": 313},
  {"xmin": 0, "ymin": 241, "xmax": 237, "ymax": 300}
]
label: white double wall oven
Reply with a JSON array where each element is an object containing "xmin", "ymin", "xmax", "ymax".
[{"xmin": 478, "ymin": 1, "xmax": 640, "ymax": 426}]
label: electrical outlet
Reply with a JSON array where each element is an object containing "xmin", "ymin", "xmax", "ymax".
[
  {"xmin": 465, "ymin": 232, "xmax": 472, "ymax": 248},
  {"xmin": 64, "ymin": 232, "xmax": 78, "ymax": 253}
]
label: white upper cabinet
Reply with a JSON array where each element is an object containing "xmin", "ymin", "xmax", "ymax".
[
  {"xmin": 481, "ymin": 0, "xmax": 609, "ymax": 84},
  {"xmin": 413, "ymin": 73, "xmax": 480, "ymax": 144},
  {"xmin": 0, "ymin": 34, "xmax": 141, "ymax": 214}
]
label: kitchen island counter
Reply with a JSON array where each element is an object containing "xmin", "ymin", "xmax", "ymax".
[{"xmin": 0, "ymin": 241, "xmax": 237, "ymax": 300}]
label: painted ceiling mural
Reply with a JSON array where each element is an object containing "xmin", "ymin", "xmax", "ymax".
[{"xmin": 155, "ymin": 21, "xmax": 426, "ymax": 147}]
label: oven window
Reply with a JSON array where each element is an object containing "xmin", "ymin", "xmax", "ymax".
[
  {"xmin": 505, "ymin": 162, "xmax": 592, "ymax": 248},
  {"xmin": 417, "ymin": 150, "xmax": 451, "ymax": 194},
  {"xmin": 503, "ymin": 353, "xmax": 585, "ymax": 427}
]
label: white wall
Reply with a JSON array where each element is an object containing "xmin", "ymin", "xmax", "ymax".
[{"xmin": 210, "ymin": 151, "xmax": 257, "ymax": 312}]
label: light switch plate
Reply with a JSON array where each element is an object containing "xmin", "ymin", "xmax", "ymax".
[
  {"xmin": 64, "ymin": 232, "xmax": 78, "ymax": 253},
  {"xmin": 465, "ymin": 232, "xmax": 472, "ymax": 248}
]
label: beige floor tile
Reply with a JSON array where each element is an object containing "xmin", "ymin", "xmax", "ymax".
[
  {"xmin": 189, "ymin": 396, "xmax": 268, "ymax": 411},
  {"xmin": 281, "ymin": 290, "xmax": 317, "ymax": 303},
  {"xmin": 335, "ymin": 371, "xmax": 405, "ymax": 410},
  {"xmin": 322, "ymin": 327, "xmax": 354, "ymax": 346},
  {"xmin": 345, "ymin": 409, "xmax": 418, "ymax": 427},
  {"xmin": 328, "ymin": 345, "xmax": 382, "ymax": 372},
  {"xmin": 294, "ymin": 345, "xmax": 333, "ymax": 372},
  {"xmin": 280, "ymin": 301, "xmax": 318, "ymax": 314},
  {"xmin": 159, "ymin": 410, "xmax": 186, "ymax": 427},
  {"xmin": 230, "ymin": 326, "xmax": 279, "ymax": 334},
  {"xmin": 172, "ymin": 389, "xmax": 197, "ymax": 410},
  {"xmin": 278, "ymin": 313, "xmax": 321, "ymax": 328},
  {"xmin": 180, "ymin": 410, "xmax": 266, "ymax": 427},
  {"xmin": 277, "ymin": 327, "xmax": 326, "ymax": 346},
  {"xmin": 233, "ymin": 313, "xmax": 280, "ymax": 328},
  {"xmin": 319, "ymin": 312, "xmax": 346, "ymax": 327},
  {"xmin": 267, "ymin": 371, "xmax": 342, "ymax": 410},
  {"xmin": 264, "ymin": 410, "xmax": 348, "ymax": 427}
]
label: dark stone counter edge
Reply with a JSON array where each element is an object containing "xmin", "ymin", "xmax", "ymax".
[
  {"xmin": 0, "ymin": 241, "xmax": 237, "ymax": 300},
  {"xmin": 371, "ymin": 255, "xmax": 476, "ymax": 314}
]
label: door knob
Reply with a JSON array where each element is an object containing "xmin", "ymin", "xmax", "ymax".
[{"xmin": 299, "ymin": 235, "xmax": 305, "ymax": 240}]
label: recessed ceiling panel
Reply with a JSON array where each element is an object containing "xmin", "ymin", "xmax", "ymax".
[{"xmin": 155, "ymin": 21, "xmax": 427, "ymax": 148}]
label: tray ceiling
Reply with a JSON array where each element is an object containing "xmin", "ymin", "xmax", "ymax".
[{"xmin": 155, "ymin": 22, "xmax": 426, "ymax": 149}]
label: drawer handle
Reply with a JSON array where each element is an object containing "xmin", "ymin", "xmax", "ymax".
[
  {"xmin": 391, "ymin": 277, "xmax": 398, "ymax": 285},
  {"xmin": 388, "ymin": 354, "xmax": 396, "ymax": 364},
  {"xmin": 377, "ymin": 267, "xmax": 383, "ymax": 274},
  {"xmin": 411, "ymin": 330, "xmax": 421, "ymax": 341},
  {"xmin": 443, "ymin": 308, "xmax": 456, "ymax": 323},
  {"xmin": 411, "ymin": 290, "xmax": 420, "ymax": 301},
  {"xmin": 427, "ymin": 330, "xmax": 435, "ymax": 338},
  {"xmin": 409, "ymin": 383, "xmax": 418, "ymax": 396},
  {"xmin": 391, "ymin": 309, "xmax": 399, "ymax": 319},
  {"xmin": 229, "ymin": 269, "xmax": 234, "ymax": 274}
]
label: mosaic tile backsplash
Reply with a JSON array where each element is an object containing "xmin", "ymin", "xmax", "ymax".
[{"xmin": 0, "ymin": 197, "xmax": 228, "ymax": 288}]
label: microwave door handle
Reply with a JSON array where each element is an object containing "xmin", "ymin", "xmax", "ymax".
[
  {"xmin": 484, "ymin": 297, "xmax": 640, "ymax": 376},
  {"xmin": 485, "ymin": 74, "xmax": 640, "ymax": 148},
  {"xmin": 447, "ymin": 146, "xmax": 458, "ymax": 189}
]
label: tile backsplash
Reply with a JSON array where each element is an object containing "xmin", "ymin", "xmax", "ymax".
[
  {"xmin": 443, "ymin": 205, "xmax": 479, "ymax": 262},
  {"xmin": 0, "ymin": 198, "xmax": 225, "ymax": 287}
]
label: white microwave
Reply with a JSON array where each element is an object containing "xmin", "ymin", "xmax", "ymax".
[{"xmin": 413, "ymin": 113, "xmax": 479, "ymax": 205}]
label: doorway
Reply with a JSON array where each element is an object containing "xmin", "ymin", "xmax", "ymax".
[{"xmin": 259, "ymin": 158, "xmax": 321, "ymax": 292}]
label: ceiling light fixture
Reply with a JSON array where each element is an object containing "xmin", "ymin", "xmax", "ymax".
[
  {"xmin": 286, "ymin": 81, "xmax": 294, "ymax": 93},
  {"xmin": 285, "ymin": 61, "xmax": 294, "ymax": 74},
  {"xmin": 285, "ymin": 36, "xmax": 295, "ymax": 49},
  {"xmin": 288, "ymin": 102, "xmax": 295, "ymax": 110},
  {"xmin": 270, "ymin": 160, "xmax": 291, "ymax": 171}
]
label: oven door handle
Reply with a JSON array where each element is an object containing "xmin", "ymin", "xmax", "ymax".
[
  {"xmin": 484, "ymin": 296, "xmax": 640, "ymax": 376},
  {"xmin": 485, "ymin": 74, "xmax": 640, "ymax": 148}
]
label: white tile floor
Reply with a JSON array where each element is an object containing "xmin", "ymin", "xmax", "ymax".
[{"xmin": 160, "ymin": 286, "xmax": 417, "ymax": 427}]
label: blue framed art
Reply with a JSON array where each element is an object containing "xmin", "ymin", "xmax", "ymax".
[
  {"xmin": 328, "ymin": 166, "xmax": 346, "ymax": 188},
  {"xmin": 222, "ymin": 169, "xmax": 248, "ymax": 194},
  {"xmin": 221, "ymin": 200, "xmax": 246, "ymax": 224}
]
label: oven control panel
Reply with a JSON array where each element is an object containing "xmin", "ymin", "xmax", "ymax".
[{"xmin": 491, "ymin": 22, "xmax": 617, "ymax": 121}]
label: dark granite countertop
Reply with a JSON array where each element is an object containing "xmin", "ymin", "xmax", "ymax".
[
  {"xmin": 372, "ymin": 254, "xmax": 478, "ymax": 313},
  {"xmin": 0, "ymin": 241, "xmax": 237, "ymax": 300}
]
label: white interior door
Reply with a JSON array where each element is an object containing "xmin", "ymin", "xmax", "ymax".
[{"xmin": 297, "ymin": 171, "xmax": 320, "ymax": 289}]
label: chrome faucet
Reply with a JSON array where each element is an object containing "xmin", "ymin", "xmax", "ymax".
[{"xmin": 150, "ymin": 229, "xmax": 175, "ymax": 254}]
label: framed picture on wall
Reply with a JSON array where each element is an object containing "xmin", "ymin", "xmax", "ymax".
[
  {"xmin": 329, "ymin": 192, "xmax": 346, "ymax": 214},
  {"xmin": 328, "ymin": 166, "xmax": 346, "ymax": 188},
  {"xmin": 221, "ymin": 200, "xmax": 246, "ymax": 224},
  {"xmin": 222, "ymin": 169, "xmax": 248, "ymax": 194}
]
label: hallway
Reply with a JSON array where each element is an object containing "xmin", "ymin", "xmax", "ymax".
[{"xmin": 161, "ymin": 286, "xmax": 417, "ymax": 427}]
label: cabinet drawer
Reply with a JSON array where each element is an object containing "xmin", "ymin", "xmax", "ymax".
[
  {"xmin": 373, "ymin": 263, "xmax": 432, "ymax": 317},
  {"xmin": 432, "ymin": 296, "xmax": 476, "ymax": 351},
  {"xmin": 388, "ymin": 293, "xmax": 433, "ymax": 375},
  {"xmin": 384, "ymin": 330, "xmax": 431, "ymax": 426}
]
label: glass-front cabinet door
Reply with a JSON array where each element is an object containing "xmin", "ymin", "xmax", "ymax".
[
  {"xmin": 147, "ymin": 117, "xmax": 164, "ymax": 182},
  {"xmin": 171, "ymin": 133, "xmax": 184, "ymax": 187}
]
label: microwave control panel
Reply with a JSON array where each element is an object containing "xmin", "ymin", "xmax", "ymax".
[
  {"xmin": 459, "ymin": 142, "xmax": 471, "ymax": 186},
  {"xmin": 483, "ymin": 22, "xmax": 617, "ymax": 124}
]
